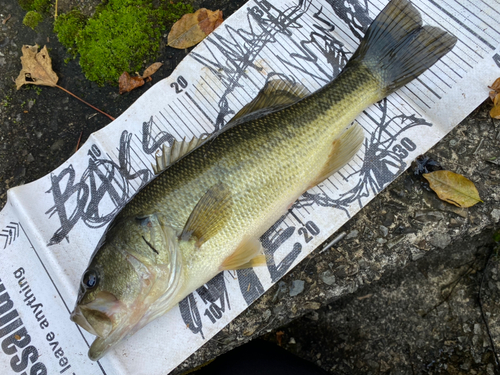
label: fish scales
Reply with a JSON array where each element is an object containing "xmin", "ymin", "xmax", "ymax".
[
  {"xmin": 71, "ymin": 0, "xmax": 457, "ymax": 360},
  {"xmin": 120, "ymin": 64, "xmax": 379, "ymax": 280}
]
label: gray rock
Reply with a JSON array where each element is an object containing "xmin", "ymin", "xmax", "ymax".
[
  {"xmin": 429, "ymin": 233, "xmax": 451, "ymax": 249},
  {"xmin": 491, "ymin": 208, "xmax": 500, "ymax": 223},
  {"xmin": 346, "ymin": 230, "xmax": 359, "ymax": 240},
  {"xmin": 262, "ymin": 309, "xmax": 271, "ymax": 321},
  {"xmin": 386, "ymin": 235, "xmax": 405, "ymax": 249},
  {"xmin": 289, "ymin": 280, "xmax": 305, "ymax": 297},
  {"xmin": 414, "ymin": 210, "xmax": 445, "ymax": 222},
  {"xmin": 379, "ymin": 225, "xmax": 389, "ymax": 237},
  {"xmin": 320, "ymin": 270, "xmax": 336, "ymax": 286},
  {"xmin": 473, "ymin": 323, "xmax": 481, "ymax": 335},
  {"xmin": 273, "ymin": 281, "xmax": 288, "ymax": 302},
  {"xmin": 50, "ymin": 139, "xmax": 65, "ymax": 152}
]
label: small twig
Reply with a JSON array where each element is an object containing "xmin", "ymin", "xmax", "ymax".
[
  {"xmin": 473, "ymin": 138, "xmax": 484, "ymax": 154},
  {"xmin": 55, "ymin": 85, "xmax": 115, "ymax": 121},
  {"xmin": 55, "ymin": 0, "xmax": 58, "ymax": 18},
  {"xmin": 319, "ymin": 231, "xmax": 347, "ymax": 254},
  {"xmin": 75, "ymin": 131, "xmax": 83, "ymax": 152},
  {"xmin": 478, "ymin": 248, "xmax": 500, "ymax": 368},
  {"xmin": 422, "ymin": 261, "xmax": 475, "ymax": 317},
  {"xmin": 2, "ymin": 14, "xmax": 11, "ymax": 24}
]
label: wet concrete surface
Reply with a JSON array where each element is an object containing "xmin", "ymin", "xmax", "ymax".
[{"xmin": 1, "ymin": 0, "xmax": 500, "ymax": 374}]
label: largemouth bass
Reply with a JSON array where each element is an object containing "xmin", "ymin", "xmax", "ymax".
[{"xmin": 71, "ymin": 0, "xmax": 457, "ymax": 360}]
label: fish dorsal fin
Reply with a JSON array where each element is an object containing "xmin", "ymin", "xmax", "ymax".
[
  {"xmin": 152, "ymin": 136, "xmax": 208, "ymax": 175},
  {"xmin": 180, "ymin": 183, "xmax": 232, "ymax": 246},
  {"xmin": 228, "ymin": 79, "xmax": 311, "ymax": 125},
  {"xmin": 220, "ymin": 236, "xmax": 267, "ymax": 271},
  {"xmin": 310, "ymin": 123, "xmax": 364, "ymax": 188}
]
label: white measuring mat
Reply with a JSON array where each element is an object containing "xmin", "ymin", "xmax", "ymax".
[{"xmin": 1, "ymin": 0, "xmax": 499, "ymax": 373}]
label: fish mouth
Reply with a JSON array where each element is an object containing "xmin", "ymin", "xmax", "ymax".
[
  {"xmin": 71, "ymin": 291, "xmax": 121, "ymax": 339},
  {"xmin": 70, "ymin": 306, "xmax": 101, "ymax": 336},
  {"xmin": 72, "ymin": 290, "xmax": 159, "ymax": 361},
  {"xmin": 86, "ymin": 304, "xmax": 156, "ymax": 361},
  {"xmin": 71, "ymin": 305, "xmax": 114, "ymax": 339},
  {"xmin": 89, "ymin": 336, "xmax": 120, "ymax": 361},
  {"xmin": 71, "ymin": 302, "xmax": 136, "ymax": 361}
]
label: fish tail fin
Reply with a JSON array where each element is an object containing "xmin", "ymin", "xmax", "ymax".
[{"xmin": 348, "ymin": 0, "xmax": 457, "ymax": 96}]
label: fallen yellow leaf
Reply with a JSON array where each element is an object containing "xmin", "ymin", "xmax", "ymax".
[
  {"xmin": 490, "ymin": 77, "xmax": 500, "ymax": 92},
  {"xmin": 15, "ymin": 45, "xmax": 58, "ymax": 89},
  {"xmin": 489, "ymin": 77, "xmax": 500, "ymax": 119},
  {"xmin": 492, "ymin": 97, "xmax": 500, "ymax": 119},
  {"xmin": 423, "ymin": 170, "xmax": 482, "ymax": 208},
  {"xmin": 168, "ymin": 8, "xmax": 223, "ymax": 49}
]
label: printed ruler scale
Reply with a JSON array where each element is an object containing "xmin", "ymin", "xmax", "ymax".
[{"xmin": 0, "ymin": 0, "xmax": 499, "ymax": 374}]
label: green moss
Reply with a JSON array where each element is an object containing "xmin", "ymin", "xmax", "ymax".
[
  {"xmin": 53, "ymin": 0, "xmax": 193, "ymax": 85},
  {"xmin": 158, "ymin": 1, "xmax": 193, "ymax": 24},
  {"xmin": 18, "ymin": 0, "xmax": 50, "ymax": 12},
  {"xmin": 32, "ymin": 0, "xmax": 51, "ymax": 12},
  {"xmin": 18, "ymin": 0, "xmax": 35, "ymax": 11},
  {"xmin": 54, "ymin": 10, "xmax": 87, "ymax": 55},
  {"xmin": 23, "ymin": 11, "xmax": 43, "ymax": 29},
  {"xmin": 77, "ymin": 6, "xmax": 160, "ymax": 84}
]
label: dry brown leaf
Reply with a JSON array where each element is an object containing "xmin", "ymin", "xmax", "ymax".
[
  {"xmin": 118, "ymin": 63, "xmax": 162, "ymax": 94},
  {"xmin": 119, "ymin": 72, "xmax": 145, "ymax": 94},
  {"xmin": 489, "ymin": 77, "xmax": 500, "ymax": 119},
  {"xmin": 142, "ymin": 62, "xmax": 163, "ymax": 79},
  {"xmin": 168, "ymin": 8, "xmax": 223, "ymax": 49},
  {"xmin": 490, "ymin": 77, "xmax": 500, "ymax": 92},
  {"xmin": 15, "ymin": 45, "xmax": 58, "ymax": 89},
  {"xmin": 14, "ymin": 44, "xmax": 115, "ymax": 120},
  {"xmin": 423, "ymin": 170, "xmax": 482, "ymax": 208},
  {"xmin": 491, "ymin": 99, "xmax": 500, "ymax": 119},
  {"xmin": 276, "ymin": 331, "xmax": 284, "ymax": 346}
]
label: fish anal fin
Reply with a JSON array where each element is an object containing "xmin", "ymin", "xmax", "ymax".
[
  {"xmin": 310, "ymin": 123, "xmax": 364, "ymax": 188},
  {"xmin": 220, "ymin": 236, "xmax": 266, "ymax": 271},
  {"xmin": 180, "ymin": 183, "xmax": 232, "ymax": 246},
  {"xmin": 227, "ymin": 79, "xmax": 311, "ymax": 126},
  {"xmin": 152, "ymin": 136, "xmax": 208, "ymax": 175}
]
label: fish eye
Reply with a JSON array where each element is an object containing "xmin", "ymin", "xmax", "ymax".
[{"xmin": 82, "ymin": 269, "xmax": 99, "ymax": 290}]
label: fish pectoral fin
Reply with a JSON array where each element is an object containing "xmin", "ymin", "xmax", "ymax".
[
  {"xmin": 309, "ymin": 122, "xmax": 364, "ymax": 188},
  {"xmin": 152, "ymin": 136, "xmax": 208, "ymax": 175},
  {"xmin": 220, "ymin": 236, "xmax": 267, "ymax": 271},
  {"xmin": 227, "ymin": 79, "xmax": 311, "ymax": 126},
  {"xmin": 180, "ymin": 182, "xmax": 233, "ymax": 246}
]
